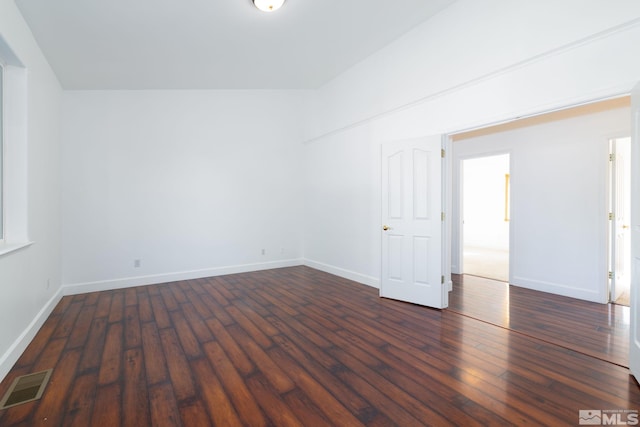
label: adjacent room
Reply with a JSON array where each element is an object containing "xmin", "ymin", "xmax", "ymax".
[{"xmin": 1, "ymin": 0, "xmax": 639, "ymax": 425}]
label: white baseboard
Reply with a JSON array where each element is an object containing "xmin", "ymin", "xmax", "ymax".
[
  {"xmin": 512, "ymin": 275, "xmax": 606, "ymax": 304},
  {"xmin": 62, "ymin": 258, "xmax": 305, "ymax": 295},
  {"xmin": 0, "ymin": 286, "xmax": 64, "ymax": 382},
  {"xmin": 303, "ymin": 259, "xmax": 380, "ymax": 289}
]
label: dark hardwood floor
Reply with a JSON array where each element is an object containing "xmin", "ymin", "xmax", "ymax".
[
  {"xmin": 0, "ymin": 266, "xmax": 638, "ymax": 426},
  {"xmin": 449, "ymin": 274, "xmax": 630, "ymax": 368}
]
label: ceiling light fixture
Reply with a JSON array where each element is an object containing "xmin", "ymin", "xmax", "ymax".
[{"xmin": 253, "ymin": 0, "xmax": 285, "ymax": 13}]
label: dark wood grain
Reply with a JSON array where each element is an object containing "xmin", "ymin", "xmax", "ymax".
[{"xmin": 0, "ymin": 266, "xmax": 638, "ymax": 426}]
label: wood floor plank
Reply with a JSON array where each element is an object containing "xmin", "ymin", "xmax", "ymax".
[
  {"xmin": 78, "ymin": 317, "xmax": 108, "ymax": 374},
  {"xmin": 95, "ymin": 292, "xmax": 113, "ymax": 319},
  {"xmin": 191, "ymin": 357, "xmax": 243, "ymax": 426},
  {"xmin": 124, "ymin": 288, "xmax": 138, "ymax": 307},
  {"xmin": 66, "ymin": 304, "xmax": 97, "ymax": 349},
  {"xmin": 203, "ymin": 341, "xmax": 268, "ymax": 427},
  {"xmin": 124, "ymin": 305, "xmax": 142, "ymax": 349},
  {"xmin": 150, "ymin": 295, "xmax": 172, "ymax": 330},
  {"xmin": 108, "ymin": 291, "xmax": 125, "ymax": 323},
  {"xmin": 269, "ymin": 330, "xmax": 369, "ymax": 415},
  {"xmin": 178, "ymin": 400, "xmax": 211, "ymax": 427},
  {"xmin": 90, "ymin": 383, "xmax": 122, "ymax": 426},
  {"xmin": 62, "ymin": 373, "xmax": 98, "ymax": 427},
  {"xmin": 169, "ymin": 310, "xmax": 202, "ymax": 359},
  {"xmin": 159, "ymin": 328, "xmax": 197, "ymax": 402},
  {"xmin": 169, "ymin": 283, "xmax": 189, "ymax": 305},
  {"xmin": 98, "ymin": 322, "xmax": 123, "ymax": 385},
  {"xmin": 181, "ymin": 302, "xmax": 214, "ymax": 344},
  {"xmin": 205, "ymin": 318, "xmax": 255, "ymax": 376},
  {"xmin": 228, "ymin": 324, "xmax": 295, "ymax": 394},
  {"xmin": 140, "ymin": 322, "xmax": 169, "ymax": 386},
  {"xmin": 160, "ymin": 287, "xmax": 180, "ymax": 312},
  {"xmin": 32, "ymin": 337, "xmax": 66, "ymax": 372},
  {"xmin": 268, "ymin": 345, "xmax": 366, "ymax": 426},
  {"xmin": 148, "ymin": 382, "xmax": 183, "ymax": 427},
  {"xmin": 225, "ymin": 305, "xmax": 272, "ymax": 349},
  {"xmin": 122, "ymin": 348, "xmax": 150, "ymax": 427},
  {"xmin": 245, "ymin": 373, "xmax": 303, "ymax": 427},
  {"xmin": 52, "ymin": 301, "xmax": 83, "ymax": 339},
  {"xmin": 137, "ymin": 288, "xmax": 154, "ymax": 323}
]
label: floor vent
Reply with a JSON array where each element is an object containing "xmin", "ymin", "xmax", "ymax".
[{"xmin": 0, "ymin": 369, "xmax": 53, "ymax": 410}]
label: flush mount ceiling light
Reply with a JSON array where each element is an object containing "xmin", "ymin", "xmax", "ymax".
[{"xmin": 253, "ymin": 0, "xmax": 285, "ymax": 12}]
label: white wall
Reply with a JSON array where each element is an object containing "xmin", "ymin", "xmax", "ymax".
[
  {"xmin": 0, "ymin": 1, "xmax": 63, "ymax": 379},
  {"xmin": 303, "ymin": 123, "xmax": 381, "ymax": 286},
  {"xmin": 452, "ymin": 107, "xmax": 629, "ymax": 302},
  {"xmin": 61, "ymin": 90, "xmax": 306, "ymax": 290},
  {"xmin": 303, "ymin": 0, "xmax": 640, "ymax": 299}
]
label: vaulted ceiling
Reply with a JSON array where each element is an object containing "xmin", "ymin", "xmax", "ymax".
[{"xmin": 15, "ymin": 0, "xmax": 457, "ymax": 90}]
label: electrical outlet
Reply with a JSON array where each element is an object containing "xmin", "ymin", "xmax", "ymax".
[
  {"xmin": 261, "ymin": 249, "xmax": 265, "ymax": 255},
  {"xmin": 134, "ymin": 259, "xmax": 141, "ymax": 268},
  {"xmin": 280, "ymin": 247, "xmax": 284, "ymax": 254}
]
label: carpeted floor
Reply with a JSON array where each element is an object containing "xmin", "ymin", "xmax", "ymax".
[{"xmin": 463, "ymin": 246, "xmax": 509, "ymax": 282}]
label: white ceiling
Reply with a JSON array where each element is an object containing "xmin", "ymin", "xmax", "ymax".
[{"xmin": 15, "ymin": 0, "xmax": 457, "ymax": 90}]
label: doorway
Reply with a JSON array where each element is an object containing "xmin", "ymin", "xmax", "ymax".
[
  {"xmin": 461, "ymin": 154, "xmax": 510, "ymax": 282},
  {"xmin": 609, "ymin": 136, "xmax": 631, "ymax": 306}
]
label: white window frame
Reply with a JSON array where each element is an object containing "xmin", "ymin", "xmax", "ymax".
[{"xmin": 0, "ymin": 35, "xmax": 31, "ymax": 256}]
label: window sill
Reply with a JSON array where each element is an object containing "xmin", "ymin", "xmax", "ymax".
[{"xmin": 0, "ymin": 241, "xmax": 33, "ymax": 257}]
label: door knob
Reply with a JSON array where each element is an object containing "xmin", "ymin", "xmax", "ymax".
[{"xmin": 383, "ymin": 225, "xmax": 390, "ymax": 231}]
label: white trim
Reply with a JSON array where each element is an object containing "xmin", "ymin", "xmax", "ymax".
[
  {"xmin": 512, "ymin": 275, "xmax": 605, "ymax": 304},
  {"xmin": 303, "ymin": 258, "xmax": 380, "ymax": 289},
  {"xmin": 0, "ymin": 286, "xmax": 64, "ymax": 382},
  {"xmin": 0, "ymin": 240, "xmax": 32, "ymax": 256},
  {"xmin": 61, "ymin": 259, "xmax": 304, "ymax": 295}
]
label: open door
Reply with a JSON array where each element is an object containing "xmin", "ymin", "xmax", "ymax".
[
  {"xmin": 381, "ymin": 136, "xmax": 447, "ymax": 309},
  {"xmin": 631, "ymin": 84, "xmax": 640, "ymax": 382}
]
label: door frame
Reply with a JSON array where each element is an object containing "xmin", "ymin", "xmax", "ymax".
[{"xmin": 450, "ymin": 149, "xmax": 512, "ymax": 281}]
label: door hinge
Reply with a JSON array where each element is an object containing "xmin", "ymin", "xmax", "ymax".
[
  {"xmin": 609, "ymin": 212, "xmax": 614, "ymax": 220},
  {"xmin": 441, "ymin": 275, "xmax": 445, "ymax": 284},
  {"xmin": 441, "ymin": 212, "xmax": 445, "ymax": 221},
  {"xmin": 608, "ymin": 271, "xmax": 614, "ymax": 280},
  {"xmin": 441, "ymin": 149, "xmax": 445, "ymax": 158},
  {"xmin": 610, "ymin": 153, "xmax": 615, "ymax": 161}
]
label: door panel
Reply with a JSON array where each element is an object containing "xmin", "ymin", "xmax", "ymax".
[
  {"xmin": 630, "ymin": 83, "xmax": 640, "ymax": 381},
  {"xmin": 381, "ymin": 136, "xmax": 446, "ymax": 308},
  {"xmin": 612, "ymin": 137, "xmax": 631, "ymax": 303}
]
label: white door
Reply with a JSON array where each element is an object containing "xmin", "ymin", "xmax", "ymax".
[
  {"xmin": 630, "ymin": 83, "xmax": 640, "ymax": 381},
  {"xmin": 381, "ymin": 136, "xmax": 447, "ymax": 309},
  {"xmin": 611, "ymin": 137, "xmax": 632, "ymax": 303}
]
